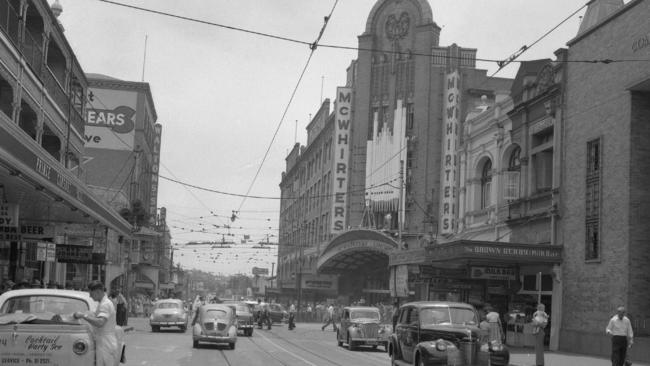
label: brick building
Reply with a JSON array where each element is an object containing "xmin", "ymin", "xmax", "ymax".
[{"xmin": 561, "ymin": 0, "xmax": 650, "ymax": 361}]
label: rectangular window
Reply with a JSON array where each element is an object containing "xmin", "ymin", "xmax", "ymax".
[
  {"xmin": 406, "ymin": 103, "xmax": 414, "ymax": 130},
  {"xmin": 533, "ymin": 150, "xmax": 553, "ymax": 192},
  {"xmin": 585, "ymin": 138, "xmax": 601, "ymax": 261},
  {"xmin": 503, "ymin": 171, "xmax": 520, "ymax": 200}
]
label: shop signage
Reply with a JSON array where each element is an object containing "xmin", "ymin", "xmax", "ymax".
[
  {"xmin": 430, "ymin": 241, "xmax": 563, "ymax": 263},
  {"xmin": 301, "ymin": 274, "xmax": 338, "ymax": 291},
  {"xmin": 632, "ymin": 33, "xmax": 649, "ymax": 53},
  {"xmin": 470, "ymin": 266, "xmax": 516, "ymax": 281},
  {"xmin": 252, "ymin": 267, "xmax": 269, "ymax": 276},
  {"xmin": 440, "ymin": 70, "xmax": 461, "ymax": 235},
  {"xmin": 320, "ymin": 239, "xmax": 395, "ymax": 268},
  {"xmin": 0, "ymin": 126, "xmax": 132, "ymax": 235},
  {"xmin": 389, "ymin": 247, "xmax": 428, "ymax": 266},
  {"xmin": 55, "ymin": 244, "xmax": 105, "ymax": 264},
  {"xmin": 85, "ymin": 105, "xmax": 136, "ymax": 150},
  {"xmin": 395, "ymin": 264, "xmax": 409, "ymax": 297},
  {"xmin": 20, "ymin": 223, "xmax": 55, "ymax": 240},
  {"xmin": 135, "ymin": 281, "xmax": 154, "ymax": 289},
  {"xmin": 429, "ymin": 277, "xmax": 475, "ymax": 290},
  {"xmin": 149, "ymin": 124, "xmax": 162, "ymax": 215},
  {"xmin": 331, "ymin": 87, "xmax": 352, "ymax": 233},
  {"xmin": 0, "ymin": 203, "xmax": 18, "ymax": 226}
]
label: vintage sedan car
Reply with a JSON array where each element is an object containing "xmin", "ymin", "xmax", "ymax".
[
  {"xmin": 388, "ymin": 301, "xmax": 509, "ymax": 366},
  {"xmin": 268, "ymin": 303, "xmax": 288, "ymax": 323},
  {"xmin": 223, "ymin": 301, "xmax": 254, "ymax": 336},
  {"xmin": 0, "ymin": 289, "xmax": 126, "ymax": 366},
  {"xmin": 337, "ymin": 306, "xmax": 392, "ymax": 351},
  {"xmin": 192, "ymin": 304, "xmax": 238, "ymax": 349},
  {"xmin": 150, "ymin": 298, "xmax": 188, "ymax": 332}
]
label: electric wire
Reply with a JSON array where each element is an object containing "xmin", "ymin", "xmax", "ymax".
[
  {"xmin": 96, "ymin": 0, "xmax": 650, "ymax": 66},
  {"xmin": 235, "ymin": 0, "xmax": 340, "ymax": 214}
]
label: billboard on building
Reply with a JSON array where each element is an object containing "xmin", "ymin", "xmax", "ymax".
[
  {"xmin": 85, "ymin": 88, "xmax": 137, "ymax": 151},
  {"xmin": 440, "ymin": 71, "xmax": 461, "ymax": 235},
  {"xmin": 365, "ymin": 100, "xmax": 407, "ymax": 214},
  {"xmin": 331, "ymin": 87, "xmax": 352, "ymax": 233}
]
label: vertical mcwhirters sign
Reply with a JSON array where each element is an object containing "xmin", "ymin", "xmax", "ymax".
[
  {"xmin": 149, "ymin": 124, "xmax": 162, "ymax": 216},
  {"xmin": 331, "ymin": 87, "xmax": 352, "ymax": 233},
  {"xmin": 440, "ymin": 71, "xmax": 460, "ymax": 235}
]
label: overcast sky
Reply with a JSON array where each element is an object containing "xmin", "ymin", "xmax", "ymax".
[{"xmin": 59, "ymin": 0, "xmax": 591, "ymax": 275}]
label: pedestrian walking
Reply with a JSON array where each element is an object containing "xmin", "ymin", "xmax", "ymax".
[
  {"xmin": 606, "ymin": 306, "xmax": 634, "ymax": 366},
  {"xmin": 485, "ymin": 306, "xmax": 504, "ymax": 343},
  {"xmin": 391, "ymin": 299, "xmax": 400, "ymax": 331},
  {"xmin": 532, "ymin": 303, "xmax": 549, "ymax": 366},
  {"xmin": 321, "ymin": 303, "xmax": 336, "ymax": 331},
  {"xmin": 74, "ymin": 281, "xmax": 119, "ymax": 366}
]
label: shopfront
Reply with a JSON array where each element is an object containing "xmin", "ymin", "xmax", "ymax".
[
  {"xmin": 390, "ymin": 240, "xmax": 563, "ymax": 347},
  {"xmin": 0, "ymin": 121, "xmax": 131, "ymax": 287}
]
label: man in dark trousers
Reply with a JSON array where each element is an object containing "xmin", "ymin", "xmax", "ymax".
[{"xmin": 606, "ymin": 306, "xmax": 634, "ymax": 366}]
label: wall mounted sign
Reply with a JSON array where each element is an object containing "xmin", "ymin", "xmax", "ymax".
[{"xmin": 331, "ymin": 87, "xmax": 352, "ymax": 233}]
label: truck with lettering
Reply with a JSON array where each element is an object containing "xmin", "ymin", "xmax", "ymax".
[{"xmin": 0, "ymin": 289, "xmax": 126, "ymax": 366}]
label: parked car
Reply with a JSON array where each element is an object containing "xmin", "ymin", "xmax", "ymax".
[
  {"xmin": 336, "ymin": 306, "xmax": 391, "ymax": 351},
  {"xmin": 0, "ymin": 289, "xmax": 126, "ymax": 366},
  {"xmin": 388, "ymin": 301, "xmax": 509, "ymax": 366},
  {"xmin": 150, "ymin": 299, "xmax": 188, "ymax": 332},
  {"xmin": 223, "ymin": 301, "xmax": 254, "ymax": 336},
  {"xmin": 192, "ymin": 304, "xmax": 237, "ymax": 349}
]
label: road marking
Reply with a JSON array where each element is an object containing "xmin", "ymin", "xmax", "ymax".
[{"xmin": 256, "ymin": 330, "xmax": 318, "ymax": 366}]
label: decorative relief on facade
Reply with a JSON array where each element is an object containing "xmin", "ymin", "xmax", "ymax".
[{"xmin": 385, "ymin": 12, "xmax": 410, "ymax": 41}]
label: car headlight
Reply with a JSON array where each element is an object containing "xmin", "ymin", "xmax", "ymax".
[
  {"xmin": 72, "ymin": 339, "xmax": 89, "ymax": 355},
  {"xmin": 434, "ymin": 339, "xmax": 447, "ymax": 352}
]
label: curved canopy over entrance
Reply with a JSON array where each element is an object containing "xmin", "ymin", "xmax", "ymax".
[{"xmin": 317, "ymin": 229, "xmax": 398, "ymax": 274}]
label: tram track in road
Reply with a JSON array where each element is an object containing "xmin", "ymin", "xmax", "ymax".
[
  {"xmin": 218, "ymin": 349, "xmax": 234, "ymax": 366},
  {"xmin": 255, "ymin": 328, "xmax": 386, "ymax": 366},
  {"xmin": 246, "ymin": 334, "xmax": 294, "ymax": 366}
]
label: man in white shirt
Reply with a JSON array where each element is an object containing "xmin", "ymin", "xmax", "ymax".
[
  {"xmin": 321, "ymin": 303, "xmax": 336, "ymax": 331},
  {"xmin": 74, "ymin": 281, "xmax": 119, "ymax": 366},
  {"xmin": 606, "ymin": 306, "xmax": 634, "ymax": 366}
]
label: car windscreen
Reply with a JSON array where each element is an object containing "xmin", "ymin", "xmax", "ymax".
[
  {"xmin": 350, "ymin": 310, "xmax": 380, "ymax": 320},
  {"xmin": 157, "ymin": 302, "xmax": 181, "ymax": 309},
  {"xmin": 0, "ymin": 295, "xmax": 89, "ymax": 319},
  {"xmin": 205, "ymin": 309, "xmax": 228, "ymax": 319},
  {"xmin": 420, "ymin": 307, "xmax": 478, "ymax": 326}
]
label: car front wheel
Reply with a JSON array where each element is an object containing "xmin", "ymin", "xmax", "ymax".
[
  {"xmin": 229, "ymin": 342, "xmax": 236, "ymax": 350},
  {"xmin": 192, "ymin": 340, "xmax": 199, "ymax": 348},
  {"xmin": 347, "ymin": 334, "xmax": 355, "ymax": 351},
  {"xmin": 151, "ymin": 326, "xmax": 159, "ymax": 332}
]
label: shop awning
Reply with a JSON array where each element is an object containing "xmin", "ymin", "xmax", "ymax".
[
  {"xmin": 317, "ymin": 229, "xmax": 398, "ymax": 274},
  {"xmin": 427, "ymin": 240, "xmax": 563, "ymax": 266}
]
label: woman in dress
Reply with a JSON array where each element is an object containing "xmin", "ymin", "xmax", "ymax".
[{"xmin": 532, "ymin": 303, "xmax": 549, "ymax": 366}]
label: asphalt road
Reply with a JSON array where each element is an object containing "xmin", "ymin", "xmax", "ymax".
[{"xmin": 124, "ymin": 317, "xmax": 390, "ymax": 366}]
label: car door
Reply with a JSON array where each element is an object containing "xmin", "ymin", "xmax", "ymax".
[
  {"xmin": 402, "ymin": 307, "xmax": 419, "ymax": 363},
  {"xmin": 395, "ymin": 306, "xmax": 410, "ymax": 361},
  {"xmin": 342, "ymin": 309, "xmax": 350, "ymax": 339}
]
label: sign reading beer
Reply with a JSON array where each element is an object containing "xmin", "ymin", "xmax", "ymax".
[
  {"xmin": 440, "ymin": 71, "xmax": 460, "ymax": 235},
  {"xmin": 331, "ymin": 87, "xmax": 352, "ymax": 233}
]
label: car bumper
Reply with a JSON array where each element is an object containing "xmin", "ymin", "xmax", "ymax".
[
  {"xmin": 350, "ymin": 337, "xmax": 387, "ymax": 346},
  {"xmin": 237, "ymin": 324, "xmax": 254, "ymax": 329},
  {"xmin": 194, "ymin": 335, "xmax": 237, "ymax": 344},
  {"xmin": 151, "ymin": 321, "xmax": 186, "ymax": 326}
]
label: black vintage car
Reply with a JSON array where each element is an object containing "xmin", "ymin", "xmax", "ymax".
[{"xmin": 388, "ymin": 301, "xmax": 509, "ymax": 366}]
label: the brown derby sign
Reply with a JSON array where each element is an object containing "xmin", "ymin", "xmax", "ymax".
[{"xmin": 86, "ymin": 106, "xmax": 136, "ymax": 133}]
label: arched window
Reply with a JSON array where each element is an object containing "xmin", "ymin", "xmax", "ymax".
[
  {"xmin": 504, "ymin": 146, "xmax": 522, "ymax": 200},
  {"xmin": 480, "ymin": 159, "xmax": 492, "ymax": 209}
]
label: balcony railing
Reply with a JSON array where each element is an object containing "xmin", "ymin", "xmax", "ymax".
[
  {"xmin": 42, "ymin": 66, "xmax": 67, "ymax": 114},
  {"xmin": 21, "ymin": 28, "xmax": 43, "ymax": 75},
  {"xmin": 0, "ymin": 0, "xmax": 20, "ymax": 45}
]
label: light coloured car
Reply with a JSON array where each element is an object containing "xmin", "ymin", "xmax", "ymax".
[
  {"xmin": 192, "ymin": 304, "xmax": 237, "ymax": 349},
  {"xmin": 0, "ymin": 289, "xmax": 126, "ymax": 366},
  {"xmin": 150, "ymin": 299, "xmax": 188, "ymax": 332},
  {"xmin": 336, "ymin": 306, "xmax": 391, "ymax": 351}
]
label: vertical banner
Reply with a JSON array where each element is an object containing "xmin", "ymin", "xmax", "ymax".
[
  {"xmin": 440, "ymin": 70, "xmax": 460, "ymax": 235},
  {"xmin": 331, "ymin": 87, "xmax": 352, "ymax": 233},
  {"xmin": 150, "ymin": 124, "xmax": 162, "ymax": 216}
]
